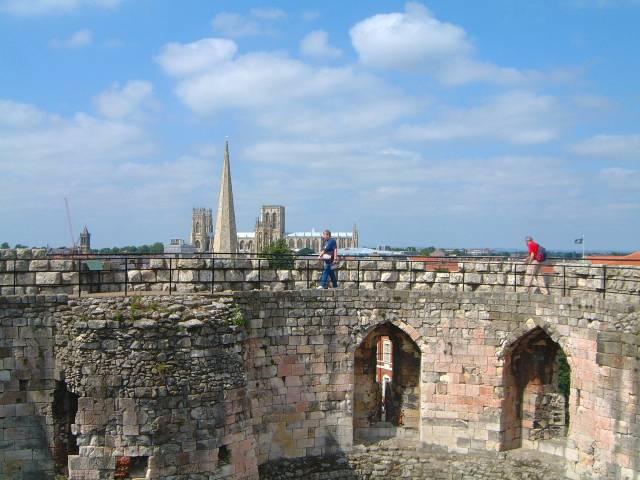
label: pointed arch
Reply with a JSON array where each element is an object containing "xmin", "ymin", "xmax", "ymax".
[
  {"xmin": 497, "ymin": 317, "xmax": 570, "ymax": 361},
  {"xmin": 352, "ymin": 319, "xmax": 423, "ymax": 444},
  {"xmin": 499, "ymin": 321, "xmax": 572, "ymax": 451},
  {"xmin": 349, "ymin": 317, "xmax": 426, "ymax": 355}
]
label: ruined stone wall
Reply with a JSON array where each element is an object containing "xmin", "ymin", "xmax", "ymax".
[
  {"xmin": 1, "ymin": 286, "xmax": 640, "ymax": 479},
  {"xmin": 234, "ymin": 290, "xmax": 640, "ymax": 480},
  {"xmin": 1, "ymin": 249, "xmax": 639, "ymax": 303},
  {"xmin": 0, "ymin": 294, "xmax": 259, "ymax": 480},
  {"xmin": 0, "ymin": 294, "xmax": 61, "ymax": 479},
  {"xmin": 259, "ymin": 443, "xmax": 567, "ymax": 479}
]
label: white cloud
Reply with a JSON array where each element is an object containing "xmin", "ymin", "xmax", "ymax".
[
  {"xmin": 349, "ymin": 2, "xmax": 541, "ymax": 86},
  {"xmin": 156, "ymin": 38, "xmax": 409, "ymax": 124},
  {"xmin": 599, "ymin": 167, "xmax": 640, "ymax": 189},
  {"xmin": 566, "ymin": 0, "xmax": 640, "ymax": 7},
  {"xmin": 350, "ymin": 2, "xmax": 471, "ymax": 70},
  {"xmin": 154, "ymin": 38, "xmax": 237, "ymax": 77},
  {"xmin": 211, "ymin": 9, "xmax": 286, "ymax": 38},
  {"xmin": 0, "ymin": 99, "xmax": 154, "ymax": 173},
  {"xmin": 0, "ymin": 98, "xmax": 234, "ymax": 247},
  {"xmin": 211, "ymin": 12, "xmax": 260, "ymax": 38},
  {"xmin": 571, "ymin": 93, "xmax": 615, "ymax": 110},
  {"xmin": 249, "ymin": 7, "xmax": 285, "ymax": 20},
  {"xmin": 0, "ymin": 99, "xmax": 49, "ymax": 128},
  {"xmin": 437, "ymin": 58, "xmax": 531, "ymax": 86},
  {"xmin": 1, "ymin": 0, "xmax": 120, "ymax": 15},
  {"xmin": 94, "ymin": 80, "xmax": 155, "ymax": 119},
  {"xmin": 242, "ymin": 140, "xmax": 584, "ymax": 228},
  {"xmin": 300, "ymin": 30, "xmax": 342, "ymax": 59},
  {"xmin": 49, "ymin": 29, "xmax": 92, "ymax": 49},
  {"xmin": 255, "ymin": 97, "xmax": 415, "ymax": 138},
  {"xmin": 398, "ymin": 91, "xmax": 563, "ymax": 144},
  {"xmin": 569, "ymin": 134, "xmax": 640, "ymax": 158}
]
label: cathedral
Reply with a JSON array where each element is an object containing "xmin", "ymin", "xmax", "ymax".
[
  {"xmin": 192, "ymin": 204, "xmax": 358, "ymax": 254},
  {"xmin": 190, "ymin": 142, "xmax": 358, "ymax": 254}
]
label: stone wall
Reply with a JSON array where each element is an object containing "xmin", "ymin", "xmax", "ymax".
[
  {"xmin": 1, "ymin": 284, "xmax": 640, "ymax": 479},
  {"xmin": 234, "ymin": 290, "xmax": 640, "ymax": 480},
  {"xmin": 0, "ymin": 294, "xmax": 60, "ymax": 479},
  {"xmin": 1, "ymin": 249, "xmax": 639, "ymax": 303},
  {"xmin": 258, "ymin": 443, "xmax": 567, "ymax": 479},
  {"xmin": 0, "ymin": 294, "xmax": 259, "ymax": 479}
]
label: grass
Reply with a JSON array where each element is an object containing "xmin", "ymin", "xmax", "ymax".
[{"xmin": 232, "ymin": 305, "xmax": 245, "ymax": 327}]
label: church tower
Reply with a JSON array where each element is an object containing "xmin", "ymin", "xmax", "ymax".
[
  {"xmin": 255, "ymin": 205, "xmax": 285, "ymax": 253},
  {"xmin": 191, "ymin": 208, "xmax": 212, "ymax": 252},
  {"xmin": 79, "ymin": 225, "xmax": 91, "ymax": 254},
  {"xmin": 212, "ymin": 140, "xmax": 238, "ymax": 254}
]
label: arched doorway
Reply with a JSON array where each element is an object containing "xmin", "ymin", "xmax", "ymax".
[
  {"xmin": 353, "ymin": 322, "xmax": 421, "ymax": 443},
  {"xmin": 500, "ymin": 327, "xmax": 571, "ymax": 451}
]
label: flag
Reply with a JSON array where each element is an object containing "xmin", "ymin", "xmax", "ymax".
[{"xmin": 574, "ymin": 237, "xmax": 583, "ymax": 244}]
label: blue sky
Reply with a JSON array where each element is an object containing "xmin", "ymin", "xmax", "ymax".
[{"xmin": 0, "ymin": 0, "xmax": 638, "ymax": 251}]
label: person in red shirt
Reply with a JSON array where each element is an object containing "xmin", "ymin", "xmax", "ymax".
[{"xmin": 524, "ymin": 236, "xmax": 549, "ymax": 294}]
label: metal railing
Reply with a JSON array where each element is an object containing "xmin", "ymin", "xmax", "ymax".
[{"xmin": 1, "ymin": 253, "xmax": 639, "ymax": 301}]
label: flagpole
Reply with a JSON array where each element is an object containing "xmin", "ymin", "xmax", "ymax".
[{"xmin": 582, "ymin": 235, "xmax": 585, "ymax": 259}]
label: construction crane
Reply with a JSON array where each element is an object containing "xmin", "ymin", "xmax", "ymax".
[{"xmin": 64, "ymin": 197, "xmax": 77, "ymax": 251}]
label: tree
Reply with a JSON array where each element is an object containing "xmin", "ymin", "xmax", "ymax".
[
  {"xmin": 296, "ymin": 247, "xmax": 315, "ymax": 256},
  {"xmin": 95, "ymin": 243, "xmax": 164, "ymax": 254},
  {"xmin": 15, "ymin": 243, "xmax": 28, "ymax": 248},
  {"xmin": 419, "ymin": 246, "xmax": 436, "ymax": 256},
  {"xmin": 260, "ymin": 239, "xmax": 294, "ymax": 269},
  {"xmin": 0, "ymin": 242, "xmax": 9, "ymax": 249}
]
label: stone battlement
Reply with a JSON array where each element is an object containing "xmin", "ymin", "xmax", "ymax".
[{"xmin": 1, "ymin": 249, "xmax": 638, "ymax": 303}]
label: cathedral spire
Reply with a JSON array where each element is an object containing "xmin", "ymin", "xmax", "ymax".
[{"xmin": 212, "ymin": 139, "xmax": 237, "ymax": 254}]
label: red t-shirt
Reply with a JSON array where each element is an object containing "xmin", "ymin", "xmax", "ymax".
[{"xmin": 528, "ymin": 241, "xmax": 539, "ymax": 257}]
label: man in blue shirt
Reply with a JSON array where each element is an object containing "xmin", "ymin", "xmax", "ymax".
[{"xmin": 317, "ymin": 229, "xmax": 338, "ymax": 289}]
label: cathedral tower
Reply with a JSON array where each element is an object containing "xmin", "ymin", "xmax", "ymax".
[
  {"xmin": 255, "ymin": 205, "xmax": 285, "ymax": 253},
  {"xmin": 191, "ymin": 208, "xmax": 212, "ymax": 252}
]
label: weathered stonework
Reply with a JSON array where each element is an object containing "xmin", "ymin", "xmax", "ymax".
[
  {"xmin": 1, "ymin": 294, "xmax": 259, "ymax": 479},
  {"xmin": 1, "ymin": 249, "xmax": 638, "ymax": 304},
  {"xmin": 1, "ymin": 249, "xmax": 640, "ymax": 479},
  {"xmin": 258, "ymin": 442, "xmax": 567, "ymax": 479}
]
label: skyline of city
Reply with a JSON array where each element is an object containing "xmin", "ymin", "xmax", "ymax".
[{"xmin": 1, "ymin": 1, "xmax": 639, "ymax": 250}]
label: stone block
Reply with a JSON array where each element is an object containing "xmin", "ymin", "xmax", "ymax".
[
  {"xmin": 62, "ymin": 272, "xmax": 79, "ymax": 284},
  {"xmin": 225, "ymin": 270, "xmax": 244, "ymax": 282},
  {"xmin": 178, "ymin": 270, "xmax": 198, "ymax": 282},
  {"xmin": 28, "ymin": 260, "xmax": 50, "ymax": 271},
  {"xmin": 140, "ymin": 270, "xmax": 156, "ymax": 282},
  {"xmin": 465, "ymin": 273, "xmax": 482, "ymax": 285},
  {"xmin": 16, "ymin": 248, "xmax": 32, "ymax": 259},
  {"xmin": 380, "ymin": 271, "xmax": 398, "ymax": 282},
  {"xmin": 277, "ymin": 270, "xmax": 292, "ymax": 281},
  {"xmin": 35, "ymin": 272, "xmax": 61, "ymax": 285},
  {"xmin": 177, "ymin": 258, "xmax": 206, "ymax": 269},
  {"xmin": 16, "ymin": 273, "xmax": 35, "ymax": 285},
  {"xmin": 49, "ymin": 259, "xmax": 75, "ymax": 271},
  {"xmin": 149, "ymin": 258, "xmax": 166, "ymax": 269}
]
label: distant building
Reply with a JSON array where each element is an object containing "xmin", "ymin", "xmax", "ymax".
[
  {"xmin": 192, "ymin": 204, "xmax": 358, "ymax": 254},
  {"xmin": 587, "ymin": 251, "xmax": 640, "ymax": 266},
  {"xmin": 189, "ymin": 141, "xmax": 358, "ymax": 254},
  {"xmin": 164, "ymin": 239, "xmax": 196, "ymax": 256},
  {"xmin": 191, "ymin": 208, "xmax": 213, "ymax": 251},
  {"xmin": 79, "ymin": 225, "xmax": 91, "ymax": 254}
]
